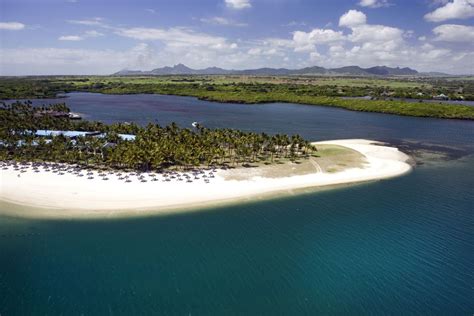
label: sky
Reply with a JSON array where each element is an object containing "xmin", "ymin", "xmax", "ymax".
[{"xmin": 0, "ymin": 0, "xmax": 473, "ymax": 75}]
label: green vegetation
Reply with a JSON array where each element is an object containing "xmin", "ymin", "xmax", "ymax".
[
  {"xmin": 0, "ymin": 102, "xmax": 315, "ymax": 171},
  {"xmin": 315, "ymin": 145, "xmax": 366, "ymax": 173},
  {"xmin": 223, "ymin": 144, "xmax": 365, "ymax": 181},
  {"xmin": 1, "ymin": 75, "xmax": 473, "ymax": 120}
]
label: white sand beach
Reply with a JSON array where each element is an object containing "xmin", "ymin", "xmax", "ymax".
[{"xmin": 0, "ymin": 139, "xmax": 412, "ymax": 218}]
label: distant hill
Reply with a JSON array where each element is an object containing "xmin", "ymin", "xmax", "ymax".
[
  {"xmin": 329, "ymin": 66, "xmax": 370, "ymax": 76},
  {"xmin": 366, "ymin": 66, "xmax": 418, "ymax": 76},
  {"xmin": 418, "ymin": 71, "xmax": 452, "ymax": 77},
  {"xmin": 113, "ymin": 64, "xmax": 420, "ymax": 76},
  {"xmin": 290, "ymin": 66, "xmax": 327, "ymax": 75},
  {"xmin": 114, "ymin": 64, "xmax": 231, "ymax": 76},
  {"xmin": 235, "ymin": 67, "xmax": 292, "ymax": 76}
]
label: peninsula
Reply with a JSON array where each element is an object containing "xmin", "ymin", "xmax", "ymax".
[
  {"xmin": 0, "ymin": 102, "xmax": 411, "ymax": 218},
  {"xmin": 0, "ymin": 139, "xmax": 411, "ymax": 218}
]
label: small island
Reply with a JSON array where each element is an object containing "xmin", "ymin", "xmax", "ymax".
[{"xmin": 0, "ymin": 102, "xmax": 411, "ymax": 218}]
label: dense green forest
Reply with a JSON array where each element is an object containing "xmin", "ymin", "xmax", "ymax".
[
  {"xmin": 1, "ymin": 76, "xmax": 473, "ymax": 120},
  {"xmin": 0, "ymin": 102, "xmax": 315, "ymax": 171}
]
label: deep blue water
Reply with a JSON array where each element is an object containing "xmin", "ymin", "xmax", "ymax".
[{"xmin": 1, "ymin": 93, "xmax": 473, "ymax": 315}]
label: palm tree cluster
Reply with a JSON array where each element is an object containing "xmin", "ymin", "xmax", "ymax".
[{"xmin": 1, "ymin": 101, "xmax": 315, "ymax": 171}]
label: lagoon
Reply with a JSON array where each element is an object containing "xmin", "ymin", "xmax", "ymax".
[{"xmin": 1, "ymin": 93, "xmax": 473, "ymax": 314}]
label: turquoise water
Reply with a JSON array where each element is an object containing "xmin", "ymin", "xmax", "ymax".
[{"xmin": 1, "ymin": 93, "xmax": 473, "ymax": 315}]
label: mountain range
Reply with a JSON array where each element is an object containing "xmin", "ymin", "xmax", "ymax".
[{"xmin": 114, "ymin": 64, "xmax": 422, "ymax": 76}]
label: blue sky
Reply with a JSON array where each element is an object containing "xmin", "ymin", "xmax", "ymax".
[{"xmin": 1, "ymin": 0, "xmax": 473, "ymax": 75}]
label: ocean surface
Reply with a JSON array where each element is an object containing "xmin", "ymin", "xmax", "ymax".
[{"xmin": 1, "ymin": 93, "xmax": 473, "ymax": 315}]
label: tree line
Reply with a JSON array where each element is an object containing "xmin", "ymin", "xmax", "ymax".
[{"xmin": 0, "ymin": 101, "xmax": 315, "ymax": 171}]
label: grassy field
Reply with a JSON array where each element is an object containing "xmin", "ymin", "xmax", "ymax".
[
  {"xmin": 222, "ymin": 144, "xmax": 366, "ymax": 180},
  {"xmin": 45, "ymin": 75, "xmax": 427, "ymax": 88},
  {"xmin": 219, "ymin": 76, "xmax": 427, "ymax": 88}
]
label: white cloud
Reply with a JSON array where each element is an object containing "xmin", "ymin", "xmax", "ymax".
[
  {"xmin": 146, "ymin": 9, "xmax": 156, "ymax": 14},
  {"xmin": 58, "ymin": 30, "xmax": 104, "ymax": 41},
  {"xmin": 225, "ymin": 0, "xmax": 251, "ymax": 9},
  {"xmin": 245, "ymin": 38, "xmax": 294, "ymax": 60},
  {"xmin": 338, "ymin": 9, "xmax": 404, "ymax": 47},
  {"xmin": 349, "ymin": 24, "xmax": 404, "ymax": 44},
  {"xmin": 358, "ymin": 0, "xmax": 391, "ymax": 8},
  {"xmin": 0, "ymin": 44, "xmax": 161, "ymax": 75},
  {"xmin": 2, "ymin": 33, "xmax": 473, "ymax": 75},
  {"xmin": 433, "ymin": 24, "xmax": 474, "ymax": 42},
  {"xmin": 247, "ymin": 47, "xmax": 281, "ymax": 56},
  {"xmin": 430, "ymin": 0, "xmax": 450, "ymax": 5},
  {"xmin": 310, "ymin": 51, "xmax": 321, "ymax": 61},
  {"xmin": 58, "ymin": 35, "xmax": 83, "ymax": 41},
  {"xmin": 339, "ymin": 10, "xmax": 367, "ymax": 27},
  {"xmin": 200, "ymin": 17, "xmax": 247, "ymax": 27},
  {"xmin": 116, "ymin": 27, "xmax": 234, "ymax": 49},
  {"xmin": 2, "ymin": 8, "xmax": 473, "ymax": 75},
  {"xmin": 419, "ymin": 43, "xmax": 452, "ymax": 59},
  {"xmin": 332, "ymin": 10, "xmax": 410, "ymax": 67},
  {"xmin": 112, "ymin": 27, "xmax": 243, "ymax": 69},
  {"xmin": 0, "ymin": 22, "xmax": 25, "ymax": 30},
  {"xmin": 247, "ymin": 48, "xmax": 262, "ymax": 55},
  {"xmin": 293, "ymin": 29, "xmax": 345, "ymax": 52},
  {"xmin": 283, "ymin": 21, "xmax": 307, "ymax": 27},
  {"xmin": 259, "ymin": 38, "xmax": 294, "ymax": 50},
  {"xmin": 68, "ymin": 17, "xmax": 106, "ymax": 26},
  {"xmin": 84, "ymin": 30, "xmax": 104, "ymax": 37},
  {"xmin": 424, "ymin": 0, "xmax": 474, "ymax": 22},
  {"xmin": 260, "ymin": 9, "xmax": 474, "ymax": 74}
]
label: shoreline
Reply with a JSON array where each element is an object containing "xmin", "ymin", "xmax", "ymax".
[
  {"xmin": 0, "ymin": 139, "xmax": 412, "ymax": 219},
  {"xmin": 4, "ymin": 91, "xmax": 474, "ymax": 121}
]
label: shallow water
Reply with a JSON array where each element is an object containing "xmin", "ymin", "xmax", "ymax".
[{"xmin": 1, "ymin": 93, "xmax": 473, "ymax": 314}]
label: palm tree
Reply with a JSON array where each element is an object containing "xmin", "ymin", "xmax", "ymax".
[{"xmin": 1, "ymin": 101, "xmax": 314, "ymax": 172}]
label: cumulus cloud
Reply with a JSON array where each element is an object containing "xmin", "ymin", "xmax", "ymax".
[
  {"xmin": 358, "ymin": 0, "xmax": 391, "ymax": 8},
  {"xmin": 332, "ymin": 10, "xmax": 411, "ymax": 67},
  {"xmin": 1, "ymin": 7, "xmax": 473, "ymax": 75},
  {"xmin": 349, "ymin": 24, "xmax": 404, "ymax": 44},
  {"xmin": 339, "ymin": 10, "xmax": 367, "ymax": 27},
  {"xmin": 424, "ymin": 0, "xmax": 474, "ymax": 22},
  {"xmin": 0, "ymin": 22, "xmax": 25, "ymax": 30},
  {"xmin": 225, "ymin": 0, "xmax": 251, "ymax": 9},
  {"xmin": 259, "ymin": 9, "xmax": 473, "ymax": 74},
  {"xmin": 292, "ymin": 29, "xmax": 345, "ymax": 52},
  {"xmin": 432, "ymin": 24, "xmax": 474, "ymax": 42},
  {"xmin": 337, "ymin": 9, "xmax": 405, "ymax": 47}
]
